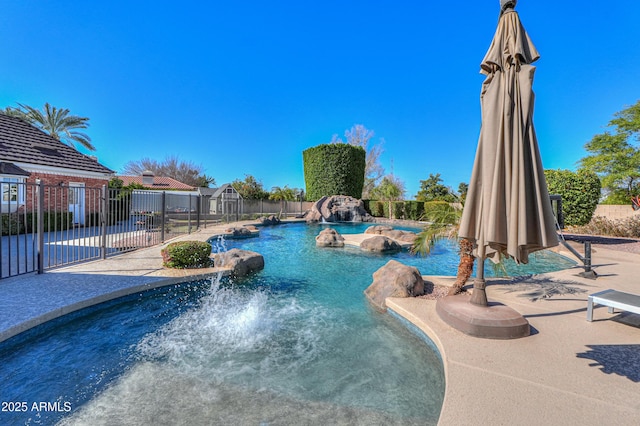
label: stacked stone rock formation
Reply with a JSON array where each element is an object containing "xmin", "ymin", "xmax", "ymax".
[{"xmin": 306, "ymin": 195, "xmax": 372, "ymax": 223}]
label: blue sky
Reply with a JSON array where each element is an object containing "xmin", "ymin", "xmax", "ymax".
[{"xmin": 2, "ymin": 0, "xmax": 639, "ymax": 199}]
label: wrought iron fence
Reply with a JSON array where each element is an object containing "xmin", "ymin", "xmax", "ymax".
[{"xmin": 0, "ymin": 181, "xmax": 203, "ymax": 279}]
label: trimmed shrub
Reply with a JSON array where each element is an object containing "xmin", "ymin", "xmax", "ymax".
[
  {"xmin": 545, "ymin": 169, "xmax": 601, "ymax": 226},
  {"xmin": 404, "ymin": 201, "xmax": 425, "ymax": 221},
  {"xmin": 369, "ymin": 200, "xmax": 384, "ymax": 217},
  {"xmin": 86, "ymin": 212, "xmax": 101, "ymax": 226},
  {"xmin": 303, "ymin": 144, "xmax": 366, "ymax": 201},
  {"xmin": 1, "ymin": 213, "xmax": 23, "ymax": 235},
  {"xmin": 2, "ymin": 211, "xmax": 75, "ymax": 235},
  {"xmin": 392, "ymin": 202, "xmax": 405, "ymax": 220},
  {"xmin": 161, "ymin": 240, "xmax": 212, "ymax": 269}
]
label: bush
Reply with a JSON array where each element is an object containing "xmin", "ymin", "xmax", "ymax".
[
  {"xmin": 392, "ymin": 202, "xmax": 405, "ymax": 219},
  {"xmin": 1, "ymin": 213, "xmax": 23, "ymax": 235},
  {"xmin": 545, "ymin": 169, "xmax": 601, "ymax": 226},
  {"xmin": 161, "ymin": 241, "xmax": 212, "ymax": 269},
  {"xmin": 365, "ymin": 200, "xmax": 425, "ymax": 220},
  {"xmin": 404, "ymin": 201, "xmax": 425, "ymax": 221},
  {"xmin": 369, "ymin": 200, "xmax": 384, "ymax": 217},
  {"xmin": 303, "ymin": 144, "xmax": 366, "ymax": 201},
  {"xmin": 2, "ymin": 211, "xmax": 75, "ymax": 235},
  {"xmin": 422, "ymin": 201, "xmax": 456, "ymax": 221}
]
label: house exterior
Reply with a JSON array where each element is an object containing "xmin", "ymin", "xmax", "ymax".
[
  {"xmin": 117, "ymin": 171, "xmax": 199, "ymax": 215},
  {"xmin": 0, "ymin": 113, "xmax": 114, "ymax": 223},
  {"xmin": 198, "ymin": 183, "xmax": 243, "ymax": 215},
  {"xmin": 117, "ymin": 171, "xmax": 196, "ymax": 192}
]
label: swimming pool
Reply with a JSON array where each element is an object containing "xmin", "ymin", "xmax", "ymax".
[{"xmin": 0, "ymin": 222, "xmax": 575, "ymax": 425}]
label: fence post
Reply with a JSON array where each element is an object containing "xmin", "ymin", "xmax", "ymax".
[
  {"xmin": 195, "ymin": 195, "xmax": 201, "ymax": 230},
  {"xmin": 188, "ymin": 194, "xmax": 192, "ymax": 234},
  {"xmin": 101, "ymin": 185, "xmax": 108, "ymax": 259},
  {"xmin": 36, "ymin": 179, "xmax": 45, "ymax": 274},
  {"xmin": 161, "ymin": 191, "xmax": 166, "ymax": 242}
]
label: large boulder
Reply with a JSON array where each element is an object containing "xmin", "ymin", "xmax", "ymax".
[
  {"xmin": 383, "ymin": 229, "xmax": 417, "ymax": 244},
  {"xmin": 365, "ymin": 225, "xmax": 393, "ymax": 234},
  {"xmin": 360, "ymin": 236, "xmax": 402, "ymax": 253},
  {"xmin": 306, "ymin": 195, "xmax": 372, "ymax": 223},
  {"xmin": 259, "ymin": 215, "xmax": 281, "ymax": 226},
  {"xmin": 364, "ymin": 260, "xmax": 425, "ymax": 311},
  {"xmin": 213, "ymin": 249, "xmax": 264, "ymax": 277},
  {"xmin": 364, "ymin": 226, "xmax": 417, "ymax": 244},
  {"xmin": 315, "ymin": 228, "xmax": 345, "ymax": 247},
  {"xmin": 225, "ymin": 226, "xmax": 254, "ymax": 238}
]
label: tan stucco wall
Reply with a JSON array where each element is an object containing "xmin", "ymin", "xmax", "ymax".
[{"xmin": 593, "ymin": 204, "xmax": 640, "ymax": 220}]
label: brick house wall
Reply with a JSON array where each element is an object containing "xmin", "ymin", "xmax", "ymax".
[{"xmin": 22, "ymin": 173, "xmax": 110, "ymax": 214}]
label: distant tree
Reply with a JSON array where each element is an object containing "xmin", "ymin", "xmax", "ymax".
[
  {"xmin": 4, "ymin": 102, "xmax": 95, "ymax": 151},
  {"xmin": 107, "ymin": 178, "xmax": 145, "ymax": 224},
  {"xmin": 232, "ymin": 174, "xmax": 269, "ymax": 200},
  {"xmin": 370, "ymin": 175, "xmax": 405, "ymax": 219},
  {"xmin": 269, "ymin": 186, "xmax": 298, "ymax": 201},
  {"xmin": 108, "ymin": 177, "xmax": 124, "ymax": 189},
  {"xmin": 195, "ymin": 174, "xmax": 216, "ymax": 188},
  {"xmin": 331, "ymin": 124, "xmax": 384, "ymax": 198},
  {"xmin": 579, "ymin": 100, "xmax": 640, "ymax": 202},
  {"xmin": 457, "ymin": 182, "xmax": 469, "ymax": 204},
  {"xmin": 415, "ymin": 173, "xmax": 456, "ymax": 202},
  {"xmin": 122, "ymin": 155, "xmax": 213, "ymax": 187},
  {"xmin": 122, "ymin": 157, "xmax": 160, "ymax": 176}
]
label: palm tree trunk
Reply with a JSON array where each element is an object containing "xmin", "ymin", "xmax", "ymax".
[{"xmin": 449, "ymin": 238, "xmax": 475, "ymax": 295}]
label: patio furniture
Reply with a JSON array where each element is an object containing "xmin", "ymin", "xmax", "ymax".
[{"xmin": 587, "ymin": 289, "xmax": 640, "ymax": 322}]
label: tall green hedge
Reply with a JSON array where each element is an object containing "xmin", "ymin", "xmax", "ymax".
[
  {"xmin": 303, "ymin": 144, "xmax": 365, "ymax": 201},
  {"xmin": 544, "ymin": 169, "xmax": 601, "ymax": 226},
  {"xmin": 365, "ymin": 200, "xmax": 426, "ymax": 221}
]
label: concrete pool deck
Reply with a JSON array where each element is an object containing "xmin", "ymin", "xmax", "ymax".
[{"xmin": 1, "ymin": 221, "xmax": 639, "ymax": 425}]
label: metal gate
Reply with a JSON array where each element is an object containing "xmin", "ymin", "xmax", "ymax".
[{"xmin": 0, "ymin": 181, "xmax": 203, "ymax": 279}]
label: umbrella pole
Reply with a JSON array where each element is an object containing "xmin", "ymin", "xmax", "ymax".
[{"xmin": 470, "ymin": 257, "xmax": 488, "ymax": 306}]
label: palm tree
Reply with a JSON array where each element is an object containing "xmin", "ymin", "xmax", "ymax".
[
  {"xmin": 412, "ymin": 201, "xmax": 475, "ymax": 296},
  {"xmin": 269, "ymin": 186, "xmax": 297, "ymax": 201},
  {"xmin": 370, "ymin": 175, "xmax": 405, "ymax": 219},
  {"xmin": 4, "ymin": 103, "xmax": 95, "ymax": 151}
]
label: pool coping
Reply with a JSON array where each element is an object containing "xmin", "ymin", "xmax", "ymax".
[
  {"xmin": 1, "ymin": 221, "xmax": 639, "ymax": 425},
  {"xmin": 386, "ymin": 243, "xmax": 640, "ymax": 425},
  {"xmin": 0, "ymin": 272, "xmax": 231, "ymax": 344}
]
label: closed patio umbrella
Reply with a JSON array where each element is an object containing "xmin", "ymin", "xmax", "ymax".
[{"xmin": 458, "ymin": 0, "xmax": 558, "ymax": 306}]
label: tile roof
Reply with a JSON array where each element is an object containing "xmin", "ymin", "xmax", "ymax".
[
  {"xmin": 0, "ymin": 161, "xmax": 30, "ymax": 176},
  {"xmin": 117, "ymin": 175, "xmax": 196, "ymax": 191},
  {"xmin": 0, "ymin": 113, "xmax": 114, "ymax": 175}
]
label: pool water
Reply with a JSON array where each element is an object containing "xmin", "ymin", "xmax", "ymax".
[{"xmin": 0, "ymin": 222, "xmax": 574, "ymax": 425}]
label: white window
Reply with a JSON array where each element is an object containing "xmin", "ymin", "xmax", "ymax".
[{"xmin": 1, "ymin": 177, "xmax": 26, "ymax": 204}]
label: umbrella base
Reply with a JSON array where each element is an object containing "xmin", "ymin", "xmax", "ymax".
[{"xmin": 436, "ymin": 294, "xmax": 530, "ymax": 339}]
